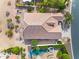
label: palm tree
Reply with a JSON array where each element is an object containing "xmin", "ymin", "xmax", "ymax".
[
  {"xmin": 31, "ymin": 39, "xmax": 38, "ymax": 47},
  {"xmin": 15, "ymin": 15, "xmax": 20, "ymax": 23},
  {"xmin": 7, "ymin": 19, "xmax": 12, "ymax": 24},
  {"xmin": 64, "ymin": 12, "xmax": 72, "ymax": 25},
  {"xmin": 5, "ymin": 29, "xmax": 13, "ymax": 38},
  {"xmin": 15, "ymin": 25, "xmax": 19, "ymax": 33}
]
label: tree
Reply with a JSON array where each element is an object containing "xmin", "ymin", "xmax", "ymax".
[
  {"xmin": 27, "ymin": 6, "xmax": 34, "ymax": 12},
  {"xmin": 11, "ymin": 47, "xmax": 20, "ymax": 55},
  {"xmin": 48, "ymin": 0, "xmax": 57, "ymax": 8},
  {"xmin": 57, "ymin": 41, "xmax": 62, "ymax": 44},
  {"xmin": 15, "ymin": 25, "xmax": 19, "ymax": 33},
  {"xmin": 21, "ymin": 53, "xmax": 25, "ymax": 59},
  {"xmin": 31, "ymin": 40, "xmax": 38, "ymax": 47},
  {"xmin": 7, "ymin": 23, "xmax": 14, "ymax": 30},
  {"xmin": 40, "ymin": 0, "xmax": 48, "ymax": 6},
  {"xmin": 5, "ymin": 30, "xmax": 13, "ymax": 38},
  {"xmin": 15, "ymin": 25, "xmax": 19, "ymax": 29},
  {"xmin": 62, "ymin": 54, "xmax": 70, "ymax": 59},
  {"xmin": 7, "ymin": 19, "xmax": 12, "ymax": 24},
  {"xmin": 38, "ymin": 7, "xmax": 47, "ymax": 13},
  {"xmin": 48, "ymin": 0, "xmax": 66, "ymax": 11},
  {"xmin": 15, "ymin": 15, "xmax": 20, "ymax": 20},
  {"xmin": 64, "ymin": 12, "xmax": 72, "ymax": 25},
  {"xmin": 57, "ymin": 0, "xmax": 66, "ymax": 11},
  {"xmin": 15, "ymin": 15, "xmax": 20, "ymax": 23}
]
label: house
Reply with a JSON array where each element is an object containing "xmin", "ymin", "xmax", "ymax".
[
  {"xmin": 23, "ymin": 0, "xmax": 32, "ymax": 2},
  {"xmin": 23, "ymin": 0, "xmax": 41, "ymax": 3},
  {"xmin": 21, "ymin": 13, "xmax": 64, "ymax": 45}
]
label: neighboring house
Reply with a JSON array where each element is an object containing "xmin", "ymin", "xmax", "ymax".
[
  {"xmin": 21, "ymin": 13, "xmax": 64, "ymax": 45},
  {"xmin": 23, "ymin": 0, "xmax": 32, "ymax": 2},
  {"xmin": 22, "ymin": 0, "xmax": 42, "ymax": 3}
]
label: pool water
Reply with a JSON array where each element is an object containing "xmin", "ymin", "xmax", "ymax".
[
  {"xmin": 31, "ymin": 49, "xmax": 48, "ymax": 55},
  {"xmin": 29, "ymin": 49, "xmax": 48, "ymax": 59}
]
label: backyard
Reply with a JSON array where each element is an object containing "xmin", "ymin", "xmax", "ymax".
[
  {"xmin": 30, "ymin": 40, "xmax": 71, "ymax": 59},
  {"xmin": 32, "ymin": 44, "xmax": 70, "ymax": 59}
]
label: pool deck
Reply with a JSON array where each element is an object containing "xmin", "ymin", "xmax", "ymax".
[{"xmin": 32, "ymin": 50, "xmax": 58, "ymax": 59}]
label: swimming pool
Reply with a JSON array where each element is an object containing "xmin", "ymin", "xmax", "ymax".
[
  {"xmin": 30, "ymin": 49, "xmax": 48, "ymax": 56},
  {"xmin": 29, "ymin": 47, "xmax": 55, "ymax": 58}
]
